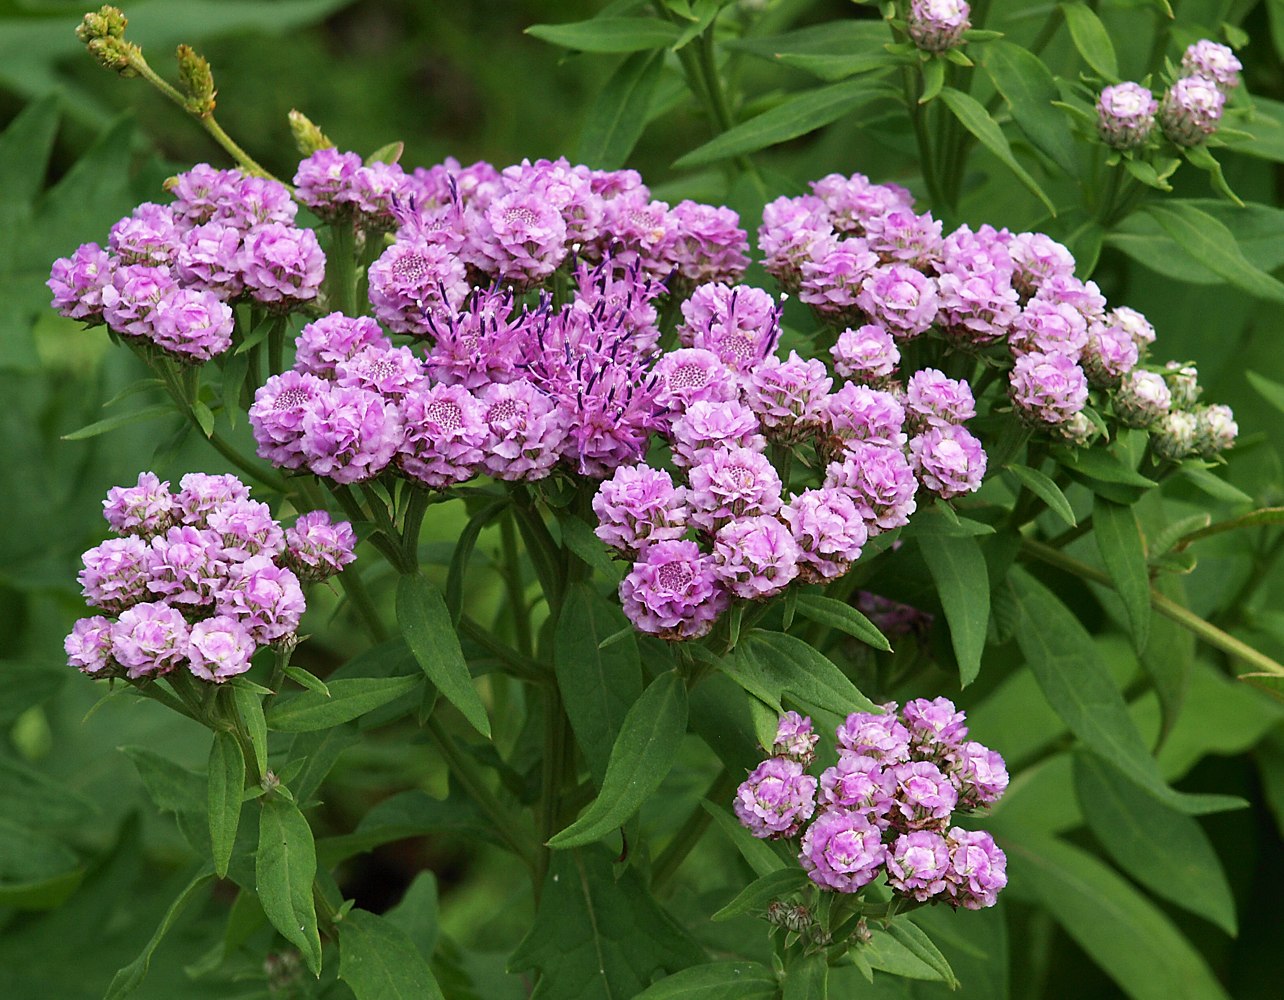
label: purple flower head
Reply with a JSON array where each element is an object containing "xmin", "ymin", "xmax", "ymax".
[
  {"xmin": 151, "ymin": 287, "xmax": 235, "ymax": 361},
  {"xmin": 301, "ymin": 384, "xmax": 404, "ymax": 484},
  {"xmin": 1009, "ymin": 351, "xmax": 1089, "ymax": 426},
  {"xmin": 110, "ymin": 602, "xmax": 190, "ymax": 679},
  {"xmin": 758, "ymin": 194, "xmax": 832, "ymax": 290},
  {"xmin": 1182, "ymin": 40, "xmax": 1241, "ymax": 90},
  {"xmin": 857, "ymin": 264, "xmax": 939, "ymax": 338},
  {"xmin": 350, "ymin": 161, "xmax": 411, "ymax": 228},
  {"xmin": 1160, "ymin": 76, "xmax": 1225, "ymax": 146},
  {"xmin": 823, "ymin": 384, "xmax": 907, "ymax": 449},
  {"xmin": 293, "ymin": 148, "xmax": 364, "ymax": 219},
  {"xmin": 502, "ymin": 157, "xmax": 604, "ymax": 247},
  {"xmin": 1115, "ymin": 369, "xmax": 1171, "ymax": 428},
  {"xmin": 592, "ymin": 464, "xmax": 689, "ymax": 555},
  {"xmin": 824, "ymin": 442, "xmax": 918, "ymax": 533},
  {"xmin": 903, "ymin": 697, "xmax": 969, "ymax": 749},
  {"xmin": 218, "ymin": 555, "xmax": 305, "ymax": 644},
  {"xmin": 907, "ymin": 0, "xmax": 971, "ymax": 53},
  {"xmin": 206, "ymin": 499, "xmax": 286, "ymax": 563},
  {"xmin": 146, "ymin": 525, "xmax": 228, "ymax": 607},
  {"xmin": 667, "ymin": 199, "xmax": 750, "ymax": 286},
  {"xmin": 221, "ymin": 176, "xmax": 298, "ymax": 229},
  {"xmin": 932, "ymin": 265, "xmax": 1020, "ymax": 347},
  {"xmin": 335, "ymin": 345, "xmax": 426, "ymax": 399},
  {"xmin": 66, "ymin": 616, "xmax": 116, "ymax": 676},
  {"xmin": 1153, "ymin": 409, "xmax": 1199, "ymax": 461},
  {"xmin": 711, "ymin": 514, "xmax": 800, "ymax": 600},
  {"xmin": 101, "ymin": 264, "xmax": 177, "ymax": 338},
  {"xmin": 1036, "ymin": 274, "xmax": 1107, "ymax": 325},
  {"xmin": 477, "ymin": 189, "xmax": 568, "ymax": 286},
  {"xmin": 250, "ymin": 370, "xmax": 331, "ymax": 470},
  {"xmin": 424, "ymin": 286, "xmax": 527, "ymax": 389},
  {"xmin": 398, "ymin": 383, "xmax": 486, "ymax": 488},
  {"xmin": 1108, "ymin": 306, "xmax": 1156, "ymax": 349},
  {"xmin": 941, "ymin": 223, "xmax": 1015, "ymax": 275},
  {"xmin": 103, "ymin": 472, "xmax": 175, "ymax": 538},
  {"xmin": 1010, "ymin": 298, "xmax": 1089, "ymax": 358},
  {"xmin": 909, "ymin": 425, "xmax": 988, "ymax": 499},
  {"xmin": 949, "ymin": 741, "xmax": 1009, "ymax": 808},
  {"xmin": 944, "ymin": 828, "xmax": 1007, "ymax": 908},
  {"xmin": 651, "ymin": 348, "xmax": 740, "ymax": 414},
  {"xmin": 596, "ymin": 193, "xmax": 677, "ymax": 278},
  {"xmin": 1097, "ymin": 82, "xmax": 1159, "ymax": 150},
  {"xmin": 368, "ymin": 238, "xmax": 470, "ymax": 335},
  {"xmin": 799, "ymin": 808, "xmax": 887, "ymax": 892},
  {"xmin": 175, "ymin": 473, "xmax": 251, "ymax": 528},
  {"xmin": 1194, "ymin": 403, "xmax": 1237, "ymax": 457},
  {"xmin": 240, "ymin": 223, "xmax": 325, "ymax": 306},
  {"xmin": 1083, "ymin": 320, "xmax": 1140, "ymax": 387},
  {"xmin": 187, "ymin": 615, "xmax": 257, "ymax": 683},
  {"xmin": 1008, "ymin": 232, "xmax": 1077, "ymax": 299},
  {"xmin": 49, "ymin": 242, "xmax": 115, "ymax": 323},
  {"xmin": 773, "ymin": 712, "xmax": 820, "ymax": 766},
  {"xmin": 799, "ymin": 237, "xmax": 880, "ymax": 322},
  {"xmin": 1164, "ymin": 360, "xmax": 1201, "ymax": 408},
  {"xmin": 479, "ymin": 378, "xmax": 568, "ymax": 481},
  {"xmin": 687, "ymin": 446, "xmax": 784, "ymax": 533},
  {"xmin": 783, "ymin": 488, "xmax": 868, "ymax": 582},
  {"xmin": 811, "ymin": 172, "xmax": 915, "ymax": 235},
  {"xmin": 905, "ymin": 368, "xmax": 976, "ymax": 428},
  {"xmin": 175, "ymin": 222, "xmax": 245, "ymax": 297},
  {"xmin": 734, "ymin": 757, "xmax": 818, "ymax": 839},
  {"xmin": 836, "ymin": 710, "xmax": 912, "ymax": 763},
  {"xmin": 283, "ymin": 510, "xmax": 357, "ymax": 582},
  {"xmin": 294, "ymin": 313, "xmax": 391, "ymax": 379},
  {"xmin": 588, "ymin": 166, "xmax": 648, "ymax": 201},
  {"xmin": 109, "ymin": 203, "xmax": 179, "ymax": 266},
  {"xmin": 743, "ymin": 351, "xmax": 833, "ymax": 438},
  {"xmin": 887, "ymin": 831, "xmax": 952, "ymax": 901},
  {"xmin": 678, "ymin": 282, "xmax": 781, "ymax": 374},
  {"xmin": 168, "ymin": 163, "xmax": 243, "ymax": 227},
  {"xmin": 619, "ymin": 539, "xmax": 728, "ymax": 640},
  {"xmin": 864, "ymin": 209, "xmax": 944, "ymax": 270},
  {"xmin": 78, "ymin": 536, "xmax": 150, "ymax": 614},
  {"xmin": 819, "ymin": 753, "xmax": 894, "ymax": 819},
  {"xmin": 890, "ymin": 759, "xmax": 959, "ymax": 831},
  {"xmin": 568, "ymin": 258, "xmax": 665, "ymax": 356},
  {"xmin": 669, "ymin": 398, "xmax": 765, "ymax": 470},
  {"xmin": 832, "ymin": 324, "xmax": 900, "ymax": 382}
]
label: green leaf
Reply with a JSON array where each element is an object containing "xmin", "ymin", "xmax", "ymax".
[
  {"xmin": 396, "ymin": 572, "xmax": 490, "ymax": 737},
  {"xmin": 728, "ymin": 630, "xmax": 879, "ymax": 717},
  {"xmin": 782, "ymin": 952, "xmax": 828, "ymax": 999},
  {"xmin": 554, "ymin": 582, "xmax": 643, "ymax": 788},
  {"xmin": 1093, "ymin": 497, "xmax": 1152, "ymax": 653},
  {"xmin": 1141, "ymin": 201, "xmax": 1284, "ymax": 304},
  {"xmin": 338, "ymin": 908, "xmax": 446, "ymax": 1000},
  {"xmin": 1005, "ymin": 835, "xmax": 1231, "ymax": 1000},
  {"xmin": 578, "ymin": 49, "xmax": 666, "ymax": 170},
  {"xmin": 220, "ymin": 349, "xmax": 249, "ymax": 428},
  {"xmin": 104, "ymin": 868, "xmax": 215, "ymax": 1000},
  {"xmin": 793, "ymin": 593, "xmax": 892, "ymax": 651},
  {"xmin": 938, "ymin": 87, "xmax": 1057, "ymax": 216},
  {"xmin": 284, "ymin": 665, "xmax": 331, "ymax": 697},
  {"xmin": 1248, "ymin": 369, "xmax": 1284, "ymax": 414},
  {"xmin": 0, "ymin": 659, "xmax": 64, "ymax": 728},
  {"xmin": 318, "ymin": 789, "xmax": 494, "ymax": 864},
  {"xmin": 1182, "ymin": 144, "xmax": 1243, "ymax": 206},
  {"xmin": 1178, "ymin": 463, "xmax": 1253, "ymax": 506},
  {"xmin": 1140, "ymin": 575, "xmax": 1195, "ymax": 746},
  {"xmin": 1073, "ymin": 751, "xmax": 1237, "ymax": 935},
  {"xmin": 556, "ymin": 509, "xmax": 621, "ymax": 578},
  {"xmin": 884, "ymin": 918, "xmax": 959, "ymax": 990},
  {"xmin": 920, "ymin": 57, "xmax": 946, "ymax": 104},
  {"xmin": 256, "ymin": 797, "xmax": 322, "ymax": 977},
  {"xmin": 60, "ymin": 403, "xmax": 175, "ymax": 441},
  {"xmin": 207, "ymin": 732, "xmax": 244, "ymax": 879},
  {"xmin": 526, "ymin": 17, "xmax": 680, "ymax": 53},
  {"xmin": 1059, "ymin": 3, "xmax": 1118, "ymax": 79},
  {"xmin": 1052, "ymin": 445, "xmax": 1157, "ymax": 499},
  {"xmin": 510, "ymin": 847, "xmax": 704, "ymax": 998},
  {"xmin": 548, "ymin": 670, "xmax": 687, "ymax": 848},
  {"xmin": 233, "ymin": 686, "xmax": 268, "ymax": 779},
  {"xmin": 120, "ymin": 746, "xmax": 204, "ymax": 817},
  {"xmin": 982, "ymin": 41, "xmax": 1079, "ymax": 176},
  {"xmin": 723, "ymin": 19, "xmax": 888, "ymax": 61},
  {"xmin": 1008, "ymin": 568, "xmax": 1241, "ymax": 815},
  {"xmin": 674, "ymin": 78, "xmax": 892, "ymax": 168},
  {"xmin": 384, "ymin": 871, "xmax": 439, "ymax": 963},
  {"xmin": 921, "ymin": 534, "xmax": 990, "ymax": 686},
  {"xmin": 672, "ymin": 0, "xmax": 722, "ymax": 51},
  {"xmin": 1006, "ymin": 464, "xmax": 1076, "ymax": 528},
  {"xmin": 266, "ymin": 676, "xmax": 420, "ymax": 732},
  {"xmin": 445, "ymin": 499, "xmax": 506, "ymax": 623},
  {"xmin": 634, "ymin": 962, "xmax": 779, "ymax": 999},
  {"xmin": 711, "ymin": 868, "xmax": 808, "ymax": 922}
]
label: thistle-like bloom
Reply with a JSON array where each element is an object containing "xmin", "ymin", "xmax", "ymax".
[
  {"xmin": 619, "ymin": 539, "xmax": 728, "ymax": 639},
  {"xmin": 949, "ymin": 741, "xmax": 1010, "ymax": 808},
  {"xmin": 667, "ymin": 199, "xmax": 750, "ymax": 286},
  {"xmin": 398, "ymin": 383, "xmax": 487, "ymax": 488},
  {"xmin": 889, "ymin": 759, "xmax": 959, "ymax": 831},
  {"xmin": 1096, "ymin": 82, "xmax": 1158, "ymax": 150},
  {"xmin": 669, "ymin": 399, "xmax": 766, "ymax": 469},
  {"xmin": 824, "ymin": 442, "xmax": 918, "ymax": 533},
  {"xmin": 856, "ymin": 264, "xmax": 939, "ymax": 338},
  {"xmin": 477, "ymin": 190, "xmax": 568, "ymax": 286},
  {"xmin": 1152, "ymin": 409, "xmax": 1199, "ymax": 461},
  {"xmin": 772, "ymin": 712, "xmax": 819, "ymax": 766},
  {"xmin": 742, "ymin": 351, "xmax": 833, "ymax": 437},
  {"xmin": 799, "ymin": 808, "xmax": 887, "ymax": 892},
  {"xmin": 592, "ymin": 464, "xmax": 689, "ymax": 555},
  {"xmin": 187, "ymin": 615, "xmax": 257, "ymax": 682},
  {"xmin": 1082, "ymin": 320, "xmax": 1139, "ymax": 387},
  {"xmin": 734, "ymin": 758, "xmax": 818, "ymax": 839},
  {"xmin": 79, "ymin": 536, "xmax": 150, "ymax": 614},
  {"xmin": 831, "ymin": 324, "xmax": 900, "ymax": 382},
  {"xmin": 240, "ymin": 223, "xmax": 325, "ymax": 306},
  {"xmin": 301, "ymin": 384, "xmax": 404, "ymax": 484},
  {"xmin": 350, "ymin": 161, "xmax": 411, "ymax": 228},
  {"xmin": 102, "ymin": 472, "xmax": 174, "ymax": 537},
  {"xmin": 1181, "ymin": 40, "xmax": 1241, "ymax": 91},
  {"xmin": 782, "ymin": 488, "xmax": 868, "ymax": 582},
  {"xmin": 823, "ymin": 384, "xmax": 907, "ymax": 448},
  {"xmin": 110, "ymin": 602, "xmax": 191, "ymax": 679},
  {"xmin": 368, "ymin": 239, "xmax": 470, "ymax": 335},
  {"xmin": 909, "ymin": 426, "xmax": 987, "ymax": 499},
  {"xmin": 1160, "ymin": 76, "xmax": 1226, "ymax": 146},
  {"xmin": 284, "ymin": 510, "xmax": 358, "ymax": 582},
  {"xmin": 218, "ymin": 555, "xmax": 305, "ymax": 644},
  {"xmin": 687, "ymin": 446, "xmax": 784, "ymax": 533},
  {"xmin": 903, "ymin": 697, "xmax": 969, "ymax": 748},
  {"xmin": 65, "ymin": 616, "xmax": 115, "ymax": 675},
  {"xmin": 293, "ymin": 148, "xmax": 364, "ymax": 219},
  {"xmin": 933, "ymin": 264, "xmax": 1020, "ymax": 346},
  {"xmin": 294, "ymin": 313, "xmax": 391, "ymax": 379},
  {"xmin": 678, "ymin": 282, "xmax": 781, "ymax": 373},
  {"xmin": 811, "ymin": 172, "xmax": 914, "ymax": 235},
  {"xmin": 250, "ymin": 371, "xmax": 331, "ymax": 470},
  {"xmin": 818, "ymin": 753, "xmax": 894, "ymax": 819},
  {"xmin": 1010, "ymin": 297, "xmax": 1089, "ymax": 358},
  {"xmin": 478, "ymin": 378, "xmax": 568, "ymax": 481},
  {"xmin": 222, "ymin": 176, "xmax": 299, "ymax": 229},
  {"xmin": 150, "ymin": 287, "xmax": 235, "ymax": 361},
  {"xmin": 836, "ymin": 710, "xmax": 911, "ymax": 763},
  {"xmin": 175, "ymin": 473, "xmax": 251, "ymax": 528},
  {"xmin": 109, "ymin": 202, "xmax": 180, "ymax": 266},
  {"xmin": 1057, "ymin": 411, "xmax": 1099, "ymax": 449},
  {"xmin": 175, "ymin": 222, "xmax": 245, "ymax": 298},
  {"xmin": 651, "ymin": 348, "xmax": 740, "ymax": 413},
  {"xmin": 206, "ymin": 499, "xmax": 286, "ymax": 563},
  {"xmin": 335, "ymin": 345, "xmax": 426, "ymax": 399},
  {"xmin": 424, "ymin": 287, "xmax": 527, "ymax": 390},
  {"xmin": 944, "ymin": 828, "xmax": 1007, "ymax": 909},
  {"xmin": 48, "ymin": 242, "xmax": 115, "ymax": 323},
  {"xmin": 1115, "ymin": 369, "xmax": 1172, "ymax": 428},
  {"xmin": 711, "ymin": 515, "xmax": 800, "ymax": 600},
  {"xmin": 146, "ymin": 525, "xmax": 227, "ymax": 607},
  {"xmin": 887, "ymin": 831, "xmax": 952, "ymax": 901},
  {"xmin": 864, "ymin": 209, "xmax": 944, "ymax": 270},
  {"xmin": 905, "ymin": 369, "xmax": 976, "ymax": 428},
  {"xmin": 1193, "ymin": 403, "xmax": 1237, "ymax": 457},
  {"xmin": 758, "ymin": 194, "xmax": 832, "ymax": 290},
  {"xmin": 907, "ymin": 0, "xmax": 971, "ymax": 53},
  {"xmin": 1007, "ymin": 232, "xmax": 1076, "ymax": 299},
  {"xmin": 1009, "ymin": 351, "xmax": 1088, "ymax": 426}
]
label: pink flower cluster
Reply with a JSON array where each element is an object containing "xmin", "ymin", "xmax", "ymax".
[
  {"xmin": 735, "ymin": 704, "xmax": 1008, "ymax": 909},
  {"xmin": 64, "ymin": 473, "xmax": 354, "ymax": 683},
  {"xmin": 48, "ymin": 165, "xmax": 325, "ymax": 361}
]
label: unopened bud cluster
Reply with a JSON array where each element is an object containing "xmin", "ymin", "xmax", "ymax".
[{"xmin": 906, "ymin": 0, "xmax": 971, "ymax": 54}]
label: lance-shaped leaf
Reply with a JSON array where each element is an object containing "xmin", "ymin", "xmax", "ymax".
[
  {"xmin": 265, "ymin": 676, "xmax": 420, "ymax": 732},
  {"xmin": 792, "ymin": 593, "xmax": 891, "ymax": 651},
  {"xmin": 727, "ymin": 630, "xmax": 878, "ymax": 716},
  {"xmin": 939, "ymin": 87, "xmax": 1057, "ymax": 215},
  {"xmin": 1006, "ymin": 463, "xmax": 1077, "ymax": 528},
  {"xmin": 526, "ymin": 17, "xmax": 680, "ymax": 53},
  {"xmin": 577, "ymin": 49, "xmax": 666, "ymax": 169},
  {"xmin": 782, "ymin": 952, "xmax": 828, "ymax": 999},
  {"xmin": 338, "ymin": 908, "xmax": 445, "ymax": 1000},
  {"xmin": 233, "ymin": 687, "xmax": 268, "ymax": 779},
  {"xmin": 104, "ymin": 867, "xmax": 215, "ymax": 1000},
  {"xmin": 633, "ymin": 961, "xmax": 779, "ymax": 999},
  {"xmin": 548, "ymin": 670, "xmax": 687, "ymax": 848},
  {"xmin": 1142, "ymin": 201, "xmax": 1284, "ymax": 304},
  {"xmin": 921, "ymin": 534, "xmax": 990, "ymax": 686},
  {"xmin": 982, "ymin": 41, "xmax": 1078, "ymax": 175},
  {"xmin": 1060, "ymin": 3, "xmax": 1118, "ymax": 80},
  {"xmin": 256, "ymin": 797, "xmax": 322, "ymax": 976},
  {"xmin": 1093, "ymin": 496, "xmax": 1151, "ymax": 653},
  {"xmin": 712, "ymin": 868, "xmax": 808, "ymax": 922},
  {"xmin": 396, "ymin": 572, "xmax": 490, "ymax": 737},
  {"xmin": 207, "ymin": 731, "xmax": 244, "ymax": 879}
]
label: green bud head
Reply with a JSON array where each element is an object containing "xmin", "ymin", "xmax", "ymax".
[{"xmin": 288, "ymin": 109, "xmax": 334, "ymax": 156}]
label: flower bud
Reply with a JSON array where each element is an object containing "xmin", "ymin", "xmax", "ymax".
[
  {"xmin": 1160, "ymin": 76, "xmax": 1225, "ymax": 146},
  {"xmin": 288, "ymin": 109, "xmax": 335, "ymax": 156},
  {"xmin": 85, "ymin": 35, "xmax": 140, "ymax": 75},
  {"xmin": 1096, "ymin": 82, "xmax": 1157, "ymax": 150},
  {"xmin": 1181, "ymin": 40, "xmax": 1241, "ymax": 91},
  {"xmin": 907, "ymin": 0, "xmax": 971, "ymax": 53},
  {"xmin": 76, "ymin": 5, "xmax": 128, "ymax": 43},
  {"xmin": 176, "ymin": 44, "xmax": 216, "ymax": 117},
  {"xmin": 1152, "ymin": 410, "xmax": 1199, "ymax": 461},
  {"xmin": 1115, "ymin": 370, "xmax": 1171, "ymax": 428},
  {"xmin": 1193, "ymin": 404, "xmax": 1237, "ymax": 457},
  {"xmin": 1056, "ymin": 411, "xmax": 1099, "ymax": 448},
  {"xmin": 1163, "ymin": 361, "xmax": 1201, "ymax": 408}
]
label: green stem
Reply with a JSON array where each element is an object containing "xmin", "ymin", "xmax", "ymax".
[
  {"xmin": 902, "ymin": 66, "xmax": 948, "ymax": 209},
  {"xmin": 500, "ymin": 513, "xmax": 534, "ymax": 659},
  {"xmin": 459, "ymin": 616, "xmax": 547, "ymax": 685},
  {"xmin": 535, "ymin": 690, "xmax": 574, "ymax": 895},
  {"xmin": 400, "ymin": 486, "xmax": 432, "ymax": 572},
  {"xmin": 336, "ymin": 568, "xmax": 391, "ymax": 644},
  {"xmin": 328, "ymin": 218, "xmax": 359, "ymax": 318}
]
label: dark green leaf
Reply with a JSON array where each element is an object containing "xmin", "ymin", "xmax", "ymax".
[
  {"xmin": 921, "ymin": 534, "xmax": 990, "ymax": 686},
  {"xmin": 445, "ymin": 500, "xmax": 506, "ymax": 623},
  {"xmin": 120, "ymin": 746, "xmax": 203, "ymax": 816},
  {"xmin": 723, "ymin": 19, "xmax": 888, "ymax": 60},
  {"xmin": 104, "ymin": 868, "xmax": 215, "ymax": 1000},
  {"xmin": 1052, "ymin": 445, "xmax": 1156, "ymax": 493},
  {"xmin": 0, "ymin": 96, "xmax": 59, "ymax": 206},
  {"xmin": 728, "ymin": 630, "xmax": 878, "ymax": 717},
  {"xmin": 982, "ymin": 41, "xmax": 1079, "ymax": 176},
  {"xmin": 703, "ymin": 801, "xmax": 789, "ymax": 875},
  {"xmin": 0, "ymin": 659, "xmax": 64, "ymax": 728},
  {"xmin": 1178, "ymin": 463, "xmax": 1252, "ymax": 505},
  {"xmin": 1248, "ymin": 369, "xmax": 1284, "ymax": 414},
  {"xmin": 256, "ymin": 797, "xmax": 322, "ymax": 976},
  {"xmin": 1093, "ymin": 497, "xmax": 1151, "ymax": 653},
  {"xmin": 556, "ymin": 510, "xmax": 621, "ymax": 578},
  {"xmin": 266, "ymin": 676, "xmax": 419, "ymax": 732},
  {"xmin": 284, "ymin": 665, "xmax": 331, "ymax": 697},
  {"xmin": 526, "ymin": 17, "xmax": 680, "ymax": 53},
  {"xmin": 1141, "ymin": 575, "xmax": 1194, "ymax": 746},
  {"xmin": 548, "ymin": 670, "xmax": 687, "ymax": 848},
  {"xmin": 578, "ymin": 50, "xmax": 666, "ymax": 169},
  {"xmin": 939, "ymin": 87, "xmax": 1057, "ymax": 215},
  {"xmin": 60, "ymin": 403, "xmax": 175, "ymax": 441},
  {"xmin": 782, "ymin": 952, "xmax": 828, "ymax": 1000},
  {"xmin": 1142, "ymin": 201, "xmax": 1284, "ymax": 304},
  {"xmin": 384, "ymin": 871, "xmax": 439, "ymax": 963},
  {"xmin": 207, "ymin": 732, "xmax": 244, "ymax": 879},
  {"xmin": 793, "ymin": 593, "xmax": 892, "ymax": 651},
  {"xmin": 397, "ymin": 572, "xmax": 490, "ymax": 737},
  {"xmin": 554, "ymin": 582, "xmax": 643, "ymax": 788},
  {"xmin": 1006, "ymin": 464, "xmax": 1076, "ymax": 527},
  {"xmin": 634, "ymin": 962, "xmax": 779, "ymax": 999},
  {"xmin": 1073, "ymin": 751, "xmax": 1236, "ymax": 935},
  {"xmin": 338, "ymin": 908, "xmax": 445, "ymax": 1000},
  {"xmin": 711, "ymin": 868, "xmax": 808, "ymax": 921},
  {"xmin": 884, "ymin": 918, "xmax": 959, "ymax": 990},
  {"xmin": 233, "ymin": 686, "xmax": 268, "ymax": 778},
  {"xmin": 1060, "ymin": 3, "xmax": 1118, "ymax": 79},
  {"xmin": 317, "ymin": 789, "xmax": 494, "ymax": 865}
]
